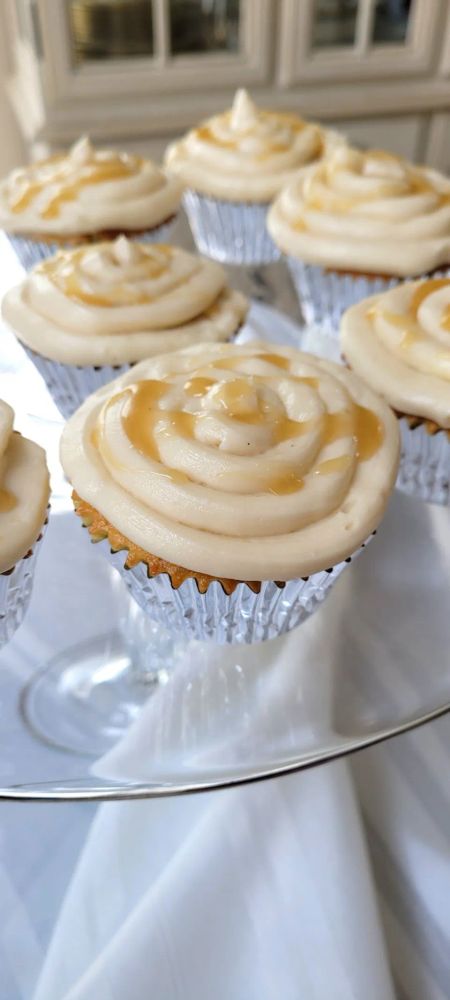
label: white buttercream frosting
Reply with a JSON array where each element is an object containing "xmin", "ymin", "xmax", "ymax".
[
  {"xmin": 341, "ymin": 279, "xmax": 450, "ymax": 428},
  {"xmin": 165, "ymin": 89, "xmax": 345, "ymax": 202},
  {"xmin": 0, "ymin": 137, "xmax": 182, "ymax": 236},
  {"xmin": 268, "ymin": 146, "xmax": 450, "ymax": 276},
  {"xmin": 0, "ymin": 400, "xmax": 50, "ymax": 573},
  {"xmin": 61, "ymin": 342, "xmax": 399, "ymax": 581},
  {"xmin": 2, "ymin": 239, "xmax": 248, "ymax": 366}
]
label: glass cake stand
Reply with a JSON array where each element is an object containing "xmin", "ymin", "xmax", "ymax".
[{"xmin": 0, "ymin": 232, "xmax": 448, "ymax": 801}]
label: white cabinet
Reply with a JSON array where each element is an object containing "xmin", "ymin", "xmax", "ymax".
[{"xmin": 3, "ymin": 0, "xmax": 450, "ymax": 169}]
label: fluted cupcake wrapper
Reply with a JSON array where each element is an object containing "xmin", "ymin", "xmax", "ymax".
[
  {"xmin": 4, "ymin": 216, "xmax": 178, "ymax": 273},
  {"xmin": 287, "ymin": 258, "xmax": 399, "ymax": 331},
  {"xmin": 20, "ymin": 346, "xmax": 131, "ymax": 420},
  {"xmin": 0, "ymin": 515, "xmax": 48, "ymax": 647},
  {"xmin": 397, "ymin": 418, "xmax": 450, "ymax": 506},
  {"xmin": 100, "ymin": 535, "xmax": 372, "ymax": 645},
  {"xmin": 183, "ymin": 190, "xmax": 280, "ymax": 266}
]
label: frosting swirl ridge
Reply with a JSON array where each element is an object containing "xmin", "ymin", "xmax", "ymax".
[
  {"xmin": 0, "ymin": 137, "xmax": 182, "ymax": 235},
  {"xmin": 341, "ymin": 279, "xmax": 450, "ymax": 427},
  {"xmin": 2, "ymin": 239, "xmax": 248, "ymax": 365},
  {"xmin": 268, "ymin": 147, "xmax": 450, "ymax": 275},
  {"xmin": 165, "ymin": 89, "xmax": 345, "ymax": 202},
  {"xmin": 61, "ymin": 343, "xmax": 399, "ymax": 580},
  {"xmin": 0, "ymin": 401, "xmax": 50, "ymax": 573}
]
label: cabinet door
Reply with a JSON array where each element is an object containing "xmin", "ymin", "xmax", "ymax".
[
  {"xmin": 278, "ymin": 0, "xmax": 444, "ymax": 85},
  {"xmin": 36, "ymin": 0, "xmax": 273, "ymax": 104}
]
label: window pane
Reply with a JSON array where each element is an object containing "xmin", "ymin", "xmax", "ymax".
[
  {"xmin": 312, "ymin": 0, "xmax": 358, "ymax": 49},
  {"xmin": 68, "ymin": 0, "xmax": 154, "ymax": 64},
  {"xmin": 169, "ymin": 0, "xmax": 240, "ymax": 56},
  {"xmin": 372, "ymin": 0, "xmax": 413, "ymax": 45}
]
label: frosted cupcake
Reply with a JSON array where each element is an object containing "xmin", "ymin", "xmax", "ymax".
[
  {"xmin": 165, "ymin": 89, "xmax": 345, "ymax": 265},
  {"xmin": 2, "ymin": 238, "xmax": 248, "ymax": 419},
  {"xmin": 0, "ymin": 401, "xmax": 50, "ymax": 644},
  {"xmin": 61, "ymin": 341, "xmax": 399, "ymax": 644},
  {"xmin": 268, "ymin": 147, "xmax": 450, "ymax": 329},
  {"xmin": 0, "ymin": 136, "xmax": 182, "ymax": 271},
  {"xmin": 341, "ymin": 278, "xmax": 450, "ymax": 505}
]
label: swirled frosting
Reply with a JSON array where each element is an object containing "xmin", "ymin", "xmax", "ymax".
[
  {"xmin": 165, "ymin": 89, "xmax": 345, "ymax": 202},
  {"xmin": 341, "ymin": 279, "xmax": 450, "ymax": 428},
  {"xmin": 2, "ymin": 239, "xmax": 248, "ymax": 366},
  {"xmin": 0, "ymin": 401, "xmax": 50, "ymax": 573},
  {"xmin": 268, "ymin": 146, "xmax": 450, "ymax": 276},
  {"xmin": 61, "ymin": 342, "xmax": 399, "ymax": 581},
  {"xmin": 0, "ymin": 137, "xmax": 182, "ymax": 236}
]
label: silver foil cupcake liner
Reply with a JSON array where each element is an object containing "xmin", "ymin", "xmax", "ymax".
[
  {"xmin": 21, "ymin": 346, "xmax": 130, "ymax": 420},
  {"xmin": 287, "ymin": 258, "xmax": 399, "ymax": 331},
  {"xmin": 183, "ymin": 190, "xmax": 280, "ymax": 266},
  {"xmin": 100, "ymin": 535, "xmax": 372, "ymax": 645},
  {"xmin": 397, "ymin": 418, "xmax": 449, "ymax": 506},
  {"xmin": 4, "ymin": 216, "xmax": 178, "ymax": 273},
  {"xmin": 0, "ymin": 515, "xmax": 48, "ymax": 646}
]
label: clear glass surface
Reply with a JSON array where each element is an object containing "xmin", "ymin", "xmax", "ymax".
[
  {"xmin": 0, "ymin": 227, "xmax": 449, "ymax": 800},
  {"xmin": 312, "ymin": 0, "xmax": 358, "ymax": 49},
  {"xmin": 372, "ymin": 0, "xmax": 412, "ymax": 45},
  {"xmin": 67, "ymin": 0, "xmax": 154, "ymax": 63},
  {"xmin": 169, "ymin": 0, "xmax": 240, "ymax": 56}
]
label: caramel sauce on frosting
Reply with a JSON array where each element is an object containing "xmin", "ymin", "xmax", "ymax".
[
  {"xmin": 165, "ymin": 89, "xmax": 345, "ymax": 202},
  {"xmin": 341, "ymin": 278, "xmax": 450, "ymax": 428},
  {"xmin": 268, "ymin": 146, "xmax": 450, "ymax": 277},
  {"xmin": 61, "ymin": 342, "xmax": 399, "ymax": 581},
  {"xmin": 0, "ymin": 136, "xmax": 182, "ymax": 235}
]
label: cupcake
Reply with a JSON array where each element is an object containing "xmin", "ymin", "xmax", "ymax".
[
  {"xmin": 60, "ymin": 341, "xmax": 399, "ymax": 644},
  {"xmin": 0, "ymin": 401, "xmax": 50, "ymax": 644},
  {"xmin": 341, "ymin": 278, "xmax": 450, "ymax": 505},
  {"xmin": 165, "ymin": 89, "xmax": 345, "ymax": 266},
  {"xmin": 2, "ymin": 238, "xmax": 248, "ymax": 420},
  {"xmin": 268, "ymin": 146, "xmax": 450, "ymax": 329},
  {"xmin": 0, "ymin": 136, "xmax": 182, "ymax": 272}
]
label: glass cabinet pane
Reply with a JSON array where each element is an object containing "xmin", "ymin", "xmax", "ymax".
[
  {"xmin": 312, "ymin": 0, "xmax": 358, "ymax": 49},
  {"xmin": 372, "ymin": 0, "xmax": 413, "ymax": 45},
  {"xmin": 68, "ymin": 0, "xmax": 154, "ymax": 64},
  {"xmin": 169, "ymin": 0, "xmax": 240, "ymax": 56}
]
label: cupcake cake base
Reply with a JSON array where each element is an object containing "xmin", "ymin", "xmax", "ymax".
[{"xmin": 73, "ymin": 493, "xmax": 371, "ymax": 645}]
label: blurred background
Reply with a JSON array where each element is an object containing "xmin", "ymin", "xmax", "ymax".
[{"xmin": 0, "ymin": 0, "xmax": 449, "ymax": 174}]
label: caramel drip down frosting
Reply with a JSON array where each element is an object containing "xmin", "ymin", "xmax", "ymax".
[
  {"xmin": 268, "ymin": 146, "xmax": 450, "ymax": 276},
  {"xmin": 165, "ymin": 89, "xmax": 345, "ymax": 202},
  {"xmin": 0, "ymin": 137, "xmax": 182, "ymax": 235},
  {"xmin": 2, "ymin": 239, "xmax": 248, "ymax": 366},
  {"xmin": 60, "ymin": 343, "xmax": 399, "ymax": 581},
  {"xmin": 0, "ymin": 400, "xmax": 50, "ymax": 574},
  {"xmin": 341, "ymin": 278, "xmax": 450, "ymax": 428}
]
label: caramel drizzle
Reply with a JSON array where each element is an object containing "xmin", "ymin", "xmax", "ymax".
[
  {"xmin": 305, "ymin": 156, "xmax": 445, "ymax": 214},
  {"xmin": 0, "ymin": 488, "xmax": 17, "ymax": 512},
  {"xmin": 9, "ymin": 154, "xmax": 140, "ymax": 219},
  {"xmin": 100, "ymin": 366, "xmax": 384, "ymax": 497},
  {"xmin": 368, "ymin": 277, "xmax": 450, "ymax": 345}
]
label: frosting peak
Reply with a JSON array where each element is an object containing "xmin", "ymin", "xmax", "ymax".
[
  {"xmin": 61, "ymin": 342, "xmax": 399, "ymax": 580},
  {"xmin": 229, "ymin": 89, "xmax": 258, "ymax": 132},
  {"xmin": 69, "ymin": 135, "xmax": 95, "ymax": 166}
]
